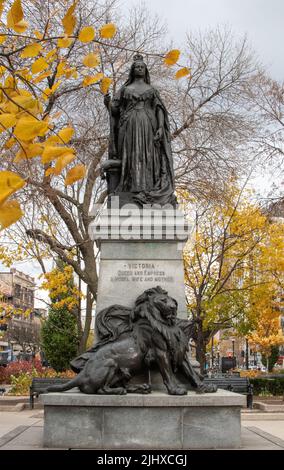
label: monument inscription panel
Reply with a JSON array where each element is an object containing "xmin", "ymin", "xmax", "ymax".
[
  {"xmin": 110, "ymin": 262, "xmax": 174, "ymax": 284},
  {"xmin": 97, "ymin": 258, "xmax": 186, "ymax": 315}
]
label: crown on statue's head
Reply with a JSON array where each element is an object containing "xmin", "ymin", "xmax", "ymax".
[{"xmin": 133, "ymin": 53, "xmax": 144, "ymax": 62}]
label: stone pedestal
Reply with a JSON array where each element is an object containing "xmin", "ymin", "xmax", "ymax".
[
  {"xmin": 42, "ymin": 390, "xmax": 245, "ymax": 449},
  {"xmin": 90, "ymin": 207, "xmax": 199, "ymax": 384}
]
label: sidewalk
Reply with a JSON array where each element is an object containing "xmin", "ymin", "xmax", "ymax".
[{"xmin": 0, "ymin": 409, "xmax": 284, "ymax": 450}]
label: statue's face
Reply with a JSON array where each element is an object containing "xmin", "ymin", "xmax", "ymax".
[{"xmin": 133, "ymin": 61, "xmax": 146, "ymax": 79}]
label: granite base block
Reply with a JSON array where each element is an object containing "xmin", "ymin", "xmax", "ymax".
[{"xmin": 42, "ymin": 390, "xmax": 245, "ymax": 449}]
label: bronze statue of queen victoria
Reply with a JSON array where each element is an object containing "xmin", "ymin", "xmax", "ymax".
[{"xmin": 102, "ymin": 53, "xmax": 176, "ymax": 206}]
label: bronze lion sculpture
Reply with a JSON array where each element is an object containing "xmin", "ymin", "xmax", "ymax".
[{"xmin": 47, "ymin": 286, "xmax": 217, "ymax": 395}]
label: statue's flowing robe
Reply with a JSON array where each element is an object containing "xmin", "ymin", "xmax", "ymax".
[{"xmin": 111, "ymin": 85, "xmax": 176, "ymax": 206}]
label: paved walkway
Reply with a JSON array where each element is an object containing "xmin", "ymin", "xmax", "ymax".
[
  {"xmin": 0, "ymin": 410, "xmax": 284, "ymax": 449},
  {"xmin": 0, "ymin": 410, "xmax": 42, "ymax": 439}
]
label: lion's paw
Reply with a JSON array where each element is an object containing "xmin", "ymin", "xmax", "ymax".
[
  {"xmin": 168, "ymin": 386, "xmax": 187, "ymax": 396},
  {"xmin": 196, "ymin": 383, "xmax": 217, "ymax": 394},
  {"xmin": 141, "ymin": 383, "xmax": 152, "ymax": 394}
]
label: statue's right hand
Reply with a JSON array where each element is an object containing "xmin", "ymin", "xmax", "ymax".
[{"xmin": 104, "ymin": 92, "xmax": 111, "ymax": 108}]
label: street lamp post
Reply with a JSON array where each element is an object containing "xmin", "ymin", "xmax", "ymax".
[
  {"xmin": 245, "ymin": 338, "xmax": 249, "ymax": 370},
  {"xmin": 232, "ymin": 339, "xmax": 235, "ymax": 368},
  {"xmin": 211, "ymin": 337, "xmax": 214, "ymax": 368}
]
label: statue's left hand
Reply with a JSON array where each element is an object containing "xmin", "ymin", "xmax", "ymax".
[{"xmin": 154, "ymin": 127, "xmax": 163, "ymax": 142}]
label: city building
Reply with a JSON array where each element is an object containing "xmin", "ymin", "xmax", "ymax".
[
  {"xmin": 0, "ymin": 268, "xmax": 35, "ymax": 312},
  {"xmin": 269, "ymin": 200, "xmax": 284, "ymax": 361},
  {"xmin": 0, "ymin": 269, "xmax": 45, "ymax": 357},
  {"xmin": 216, "ymin": 331, "xmax": 262, "ymax": 369}
]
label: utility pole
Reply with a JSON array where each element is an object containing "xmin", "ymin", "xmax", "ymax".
[{"xmin": 245, "ymin": 338, "xmax": 249, "ymax": 370}]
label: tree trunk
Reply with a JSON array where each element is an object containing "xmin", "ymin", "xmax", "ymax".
[
  {"xmin": 195, "ymin": 327, "xmax": 207, "ymax": 374},
  {"xmin": 75, "ymin": 307, "xmax": 83, "ymax": 354},
  {"xmin": 78, "ymin": 286, "xmax": 94, "ymax": 353}
]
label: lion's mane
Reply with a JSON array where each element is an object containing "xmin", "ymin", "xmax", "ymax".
[{"xmin": 131, "ymin": 286, "xmax": 189, "ymax": 370}]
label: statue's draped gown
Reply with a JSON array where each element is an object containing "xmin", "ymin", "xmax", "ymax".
[{"xmin": 112, "ymin": 86, "xmax": 176, "ymax": 206}]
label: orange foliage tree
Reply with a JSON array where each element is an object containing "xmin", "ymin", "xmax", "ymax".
[{"xmin": 182, "ymin": 184, "xmax": 284, "ymax": 372}]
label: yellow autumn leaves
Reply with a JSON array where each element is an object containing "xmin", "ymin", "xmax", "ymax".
[
  {"xmin": 0, "ymin": 172, "xmax": 25, "ymax": 206},
  {"xmin": 164, "ymin": 49, "xmax": 181, "ymax": 66},
  {"xmin": 31, "ymin": 57, "xmax": 49, "ymax": 75},
  {"xmin": 41, "ymin": 127, "xmax": 76, "ymax": 179},
  {"xmin": 7, "ymin": 0, "xmax": 28, "ymax": 33},
  {"xmin": 78, "ymin": 23, "xmax": 117, "ymax": 43},
  {"xmin": 62, "ymin": 1, "xmax": 77, "ymax": 36},
  {"xmin": 164, "ymin": 49, "xmax": 191, "ymax": 79},
  {"xmin": 0, "ymin": 166, "xmax": 85, "ymax": 231},
  {"xmin": 61, "ymin": 0, "xmax": 116, "ymax": 44},
  {"xmin": 6, "ymin": 0, "xmax": 116, "ymax": 42},
  {"xmin": 3, "ymin": 116, "xmax": 83, "ymax": 185},
  {"xmin": 83, "ymin": 53, "xmax": 100, "ymax": 68},
  {"xmin": 21, "ymin": 43, "xmax": 43, "ymax": 59},
  {"xmin": 82, "ymin": 73, "xmax": 104, "ymax": 87},
  {"xmin": 79, "ymin": 23, "xmax": 116, "ymax": 92},
  {"xmin": 0, "ymin": 171, "xmax": 25, "ymax": 230},
  {"xmin": 41, "ymin": 265, "xmax": 84, "ymax": 311},
  {"xmin": 0, "ymin": 80, "xmax": 85, "ymax": 228},
  {"xmin": 14, "ymin": 117, "xmax": 49, "ymax": 140},
  {"xmin": 81, "ymin": 54, "xmax": 112, "ymax": 93},
  {"xmin": 59, "ymin": 2, "xmax": 116, "ymax": 92},
  {"xmin": 65, "ymin": 164, "xmax": 86, "ymax": 185},
  {"xmin": 99, "ymin": 23, "xmax": 117, "ymax": 39},
  {"xmin": 5, "ymin": 0, "xmax": 188, "ymax": 79},
  {"xmin": 79, "ymin": 26, "xmax": 96, "ymax": 43},
  {"xmin": 0, "ymin": 113, "xmax": 17, "ymax": 129}
]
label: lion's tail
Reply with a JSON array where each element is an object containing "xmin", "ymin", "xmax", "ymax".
[{"xmin": 46, "ymin": 374, "xmax": 82, "ymax": 393}]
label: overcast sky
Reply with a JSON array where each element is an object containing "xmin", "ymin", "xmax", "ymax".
[{"xmin": 122, "ymin": 0, "xmax": 284, "ymax": 81}]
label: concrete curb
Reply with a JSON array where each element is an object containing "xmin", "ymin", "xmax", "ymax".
[
  {"xmin": 0, "ymin": 403, "xmax": 25, "ymax": 412},
  {"xmin": 254, "ymin": 401, "xmax": 284, "ymax": 412},
  {"xmin": 242, "ymin": 411, "xmax": 284, "ymax": 420}
]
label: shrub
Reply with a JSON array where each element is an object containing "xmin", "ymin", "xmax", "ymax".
[
  {"xmin": 0, "ymin": 358, "xmax": 76, "ymax": 389},
  {"xmin": 41, "ymin": 306, "xmax": 78, "ymax": 372},
  {"xmin": 0, "ymin": 360, "xmax": 44, "ymax": 384},
  {"xmin": 7, "ymin": 368, "xmax": 75, "ymax": 395},
  {"xmin": 250, "ymin": 377, "xmax": 284, "ymax": 396},
  {"xmin": 239, "ymin": 370, "xmax": 261, "ymax": 378},
  {"xmin": 9, "ymin": 373, "xmax": 34, "ymax": 396},
  {"xmin": 272, "ymin": 368, "xmax": 284, "ymax": 374}
]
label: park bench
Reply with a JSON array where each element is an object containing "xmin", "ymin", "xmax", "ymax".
[
  {"xmin": 30, "ymin": 377, "xmax": 70, "ymax": 409},
  {"xmin": 204, "ymin": 376, "xmax": 253, "ymax": 409}
]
